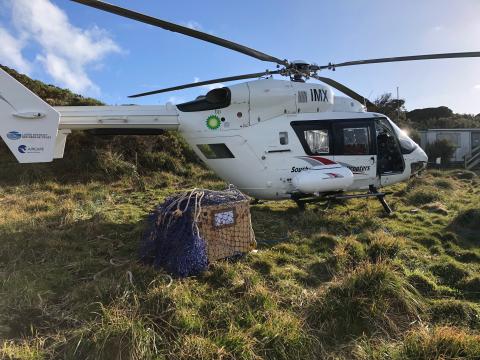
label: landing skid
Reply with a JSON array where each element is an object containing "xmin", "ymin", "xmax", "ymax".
[{"xmin": 293, "ymin": 186, "xmax": 393, "ymax": 214}]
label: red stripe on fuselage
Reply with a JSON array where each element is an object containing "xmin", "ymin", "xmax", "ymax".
[{"xmin": 309, "ymin": 156, "xmax": 337, "ymax": 165}]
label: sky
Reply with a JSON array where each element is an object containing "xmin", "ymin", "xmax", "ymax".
[{"xmin": 0, "ymin": 0, "xmax": 479, "ymax": 114}]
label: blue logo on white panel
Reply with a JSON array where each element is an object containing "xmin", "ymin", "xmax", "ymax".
[
  {"xmin": 18, "ymin": 145, "xmax": 27, "ymax": 154},
  {"xmin": 7, "ymin": 131, "xmax": 21, "ymax": 140}
]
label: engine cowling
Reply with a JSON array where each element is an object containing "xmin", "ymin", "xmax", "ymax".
[{"xmin": 292, "ymin": 165, "xmax": 354, "ymax": 194}]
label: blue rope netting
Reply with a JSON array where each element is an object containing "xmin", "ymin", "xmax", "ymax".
[{"xmin": 140, "ymin": 187, "xmax": 248, "ymax": 277}]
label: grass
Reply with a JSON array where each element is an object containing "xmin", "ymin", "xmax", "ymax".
[{"xmin": 0, "ymin": 145, "xmax": 479, "ymax": 359}]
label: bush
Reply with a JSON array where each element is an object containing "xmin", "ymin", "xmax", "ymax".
[
  {"xmin": 307, "ymin": 262, "xmax": 422, "ymax": 342},
  {"xmin": 425, "ymin": 139, "xmax": 456, "ymax": 164}
]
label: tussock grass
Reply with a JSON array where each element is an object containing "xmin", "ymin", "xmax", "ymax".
[
  {"xmin": 429, "ymin": 257, "xmax": 470, "ymax": 287},
  {"xmin": 458, "ymin": 276, "xmax": 480, "ymax": 301},
  {"xmin": 433, "ymin": 177, "xmax": 455, "ymax": 189},
  {"xmin": 407, "ymin": 272, "xmax": 437, "ymax": 296},
  {"xmin": 405, "ymin": 186, "xmax": 441, "ymax": 206},
  {"xmin": 449, "ymin": 169, "xmax": 477, "ymax": 180},
  {"xmin": 307, "ymin": 262, "xmax": 422, "ymax": 342},
  {"xmin": 355, "ymin": 326, "xmax": 480, "ymax": 359},
  {"xmin": 429, "ymin": 299, "xmax": 480, "ymax": 329},
  {"xmin": 365, "ymin": 232, "xmax": 403, "ymax": 262},
  {"xmin": 450, "ymin": 208, "xmax": 480, "ymax": 232}
]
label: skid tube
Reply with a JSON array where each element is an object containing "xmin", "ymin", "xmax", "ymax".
[{"xmin": 292, "ymin": 186, "xmax": 393, "ymax": 214}]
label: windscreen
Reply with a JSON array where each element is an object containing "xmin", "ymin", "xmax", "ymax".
[{"xmin": 388, "ymin": 118, "xmax": 417, "ymax": 154}]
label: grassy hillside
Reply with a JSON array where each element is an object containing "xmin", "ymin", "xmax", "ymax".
[
  {"xmin": 0, "ymin": 68, "xmax": 479, "ymax": 359},
  {"xmin": 1, "ymin": 159, "xmax": 479, "ymax": 359}
]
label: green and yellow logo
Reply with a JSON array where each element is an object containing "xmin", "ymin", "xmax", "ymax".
[{"xmin": 206, "ymin": 115, "xmax": 221, "ymax": 130}]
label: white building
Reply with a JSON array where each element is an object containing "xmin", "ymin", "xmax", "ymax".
[{"xmin": 418, "ymin": 129, "xmax": 480, "ymax": 168}]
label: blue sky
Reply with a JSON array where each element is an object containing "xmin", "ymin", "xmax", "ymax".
[{"xmin": 0, "ymin": 0, "xmax": 479, "ymax": 114}]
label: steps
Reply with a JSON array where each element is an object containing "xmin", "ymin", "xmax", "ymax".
[{"xmin": 465, "ymin": 145, "xmax": 480, "ymax": 169}]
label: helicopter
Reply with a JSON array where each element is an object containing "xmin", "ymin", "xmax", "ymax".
[{"xmin": 1, "ymin": 0, "xmax": 479, "ymax": 213}]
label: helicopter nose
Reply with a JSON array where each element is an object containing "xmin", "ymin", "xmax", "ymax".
[
  {"xmin": 416, "ymin": 145, "xmax": 428, "ymax": 163},
  {"xmin": 409, "ymin": 145, "xmax": 428, "ymax": 175}
]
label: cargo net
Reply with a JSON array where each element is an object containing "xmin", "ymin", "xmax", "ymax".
[{"xmin": 140, "ymin": 187, "xmax": 256, "ymax": 277}]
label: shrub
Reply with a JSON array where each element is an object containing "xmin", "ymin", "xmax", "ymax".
[
  {"xmin": 307, "ymin": 262, "xmax": 422, "ymax": 342},
  {"xmin": 425, "ymin": 139, "xmax": 456, "ymax": 164}
]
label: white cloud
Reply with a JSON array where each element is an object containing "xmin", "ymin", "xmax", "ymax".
[
  {"xmin": 185, "ymin": 21, "xmax": 202, "ymax": 31},
  {"xmin": 36, "ymin": 53, "xmax": 97, "ymax": 94},
  {"xmin": 0, "ymin": 27, "xmax": 31, "ymax": 73},
  {"xmin": 1, "ymin": 0, "xmax": 121, "ymax": 94},
  {"xmin": 474, "ymin": 84, "xmax": 480, "ymax": 90},
  {"xmin": 167, "ymin": 96, "xmax": 187, "ymax": 104}
]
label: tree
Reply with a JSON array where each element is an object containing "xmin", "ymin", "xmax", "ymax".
[
  {"xmin": 408, "ymin": 107, "xmax": 453, "ymax": 122},
  {"xmin": 372, "ymin": 93, "xmax": 408, "ymax": 127},
  {"xmin": 425, "ymin": 139, "xmax": 456, "ymax": 164}
]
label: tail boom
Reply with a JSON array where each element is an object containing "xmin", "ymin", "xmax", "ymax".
[{"xmin": 0, "ymin": 68, "xmax": 180, "ymax": 163}]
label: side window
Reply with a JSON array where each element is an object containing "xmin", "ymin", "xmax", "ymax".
[
  {"xmin": 290, "ymin": 121, "xmax": 332, "ymax": 155},
  {"xmin": 279, "ymin": 132, "xmax": 289, "ymax": 145},
  {"xmin": 342, "ymin": 127, "xmax": 370, "ymax": 155},
  {"xmin": 197, "ymin": 143, "xmax": 235, "ymax": 159},
  {"xmin": 304, "ymin": 129, "xmax": 330, "ymax": 154}
]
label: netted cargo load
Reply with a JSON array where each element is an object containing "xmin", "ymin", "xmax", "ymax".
[{"xmin": 140, "ymin": 188, "xmax": 256, "ymax": 277}]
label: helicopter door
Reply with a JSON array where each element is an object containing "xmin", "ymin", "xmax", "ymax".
[
  {"xmin": 333, "ymin": 121, "xmax": 378, "ymax": 190},
  {"xmin": 375, "ymin": 118, "xmax": 405, "ymax": 186}
]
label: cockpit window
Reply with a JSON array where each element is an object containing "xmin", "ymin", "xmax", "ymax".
[{"xmin": 387, "ymin": 119, "xmax": 417, "ymax": 154}]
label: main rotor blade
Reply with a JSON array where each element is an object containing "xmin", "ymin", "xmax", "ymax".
[
  {"xmin": 312, "ymin": 75, "xmax": 377, "ymax": 111},
  {"xmin": 319, "ymin": 51, "xmax": 480, "ymax": 70},
  {"xmin": 70, "ymin": 0, "xmax": 287, "ymax": 66},
  {"xmin": 129, "ymin": 70, "xmax": 281, "ymax": 98}
]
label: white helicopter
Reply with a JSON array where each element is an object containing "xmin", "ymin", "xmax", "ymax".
[{"xmin": 1, "ymin": 0, "xmax": 479, "ymax": 212}]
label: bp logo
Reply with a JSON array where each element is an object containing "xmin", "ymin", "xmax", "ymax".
[{"xmin": 206, "ymin": 115, "xmax": 221, "ymax": 130}]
